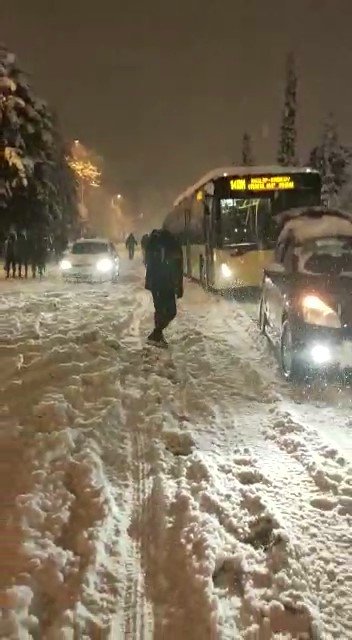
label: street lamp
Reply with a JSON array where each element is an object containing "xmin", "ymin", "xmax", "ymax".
[{"xmin": 112, "ymin": 194, "xmax": 123, "ymax": 208}]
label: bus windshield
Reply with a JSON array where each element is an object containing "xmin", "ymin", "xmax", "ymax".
[
  {"xmin": 220, "ymin": 188, "xmax": 320, "ymax": 247},
  {"xmin": 220, "ymin": 197, "xmax": 274, "ymax": 246},
  {"xmin": 271, "ymin": 188, "xmax": 320, "ymax": 214}
]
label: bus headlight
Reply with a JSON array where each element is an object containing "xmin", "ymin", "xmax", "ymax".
[
  {"xmin": 221, "ymin": 263, "xmax": 232, "ymax": 279},
  {"xmin": 60, "ymin": 259, "xmax": 72, "ymax": 271},
  {"xmin": 96, "ymin": 258, "xmax": 113, "ymax": 273}
]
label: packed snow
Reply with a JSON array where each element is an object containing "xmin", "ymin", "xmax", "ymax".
[
  {"xmin": 278, "ymin": 211, "xmax": 352, "ymax": 244},
  {"xmin": 0, "ymin": 257, "xmax": 351, "ymax": 639}
]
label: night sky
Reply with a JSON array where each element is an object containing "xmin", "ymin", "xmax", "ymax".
[{"xmin": 2, "ymin": 0, "xmax": 352, "ymax": 221}]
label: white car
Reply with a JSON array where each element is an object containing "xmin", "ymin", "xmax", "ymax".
[{"xmin": 60, "ymin": 238, "xmax": 120, "ymax": 282}]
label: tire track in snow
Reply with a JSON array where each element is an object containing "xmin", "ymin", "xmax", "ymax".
[
  {"xmin": 161, "ymin": 296, "xmax": 351, "ymax": 638},
  {"xmin": 0, "ymin": 271, "xmax": 155, "ymax": 638},
  {"xmin": 123, "ymin": 413, "xmax": 154, "ymax": 640}
]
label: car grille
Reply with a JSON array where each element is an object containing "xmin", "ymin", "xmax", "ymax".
[{"xmin": 72, "ymin": 263, "xmax": 94, "ymax": 268}]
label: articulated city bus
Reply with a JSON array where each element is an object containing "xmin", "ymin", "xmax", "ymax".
[{"xmin": 164, "ymin": 166, "xmax": 321, "ymax": 290}]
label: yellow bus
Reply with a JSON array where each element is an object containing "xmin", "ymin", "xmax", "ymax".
[{"xmin": 164, "ymin": 166, "xmax": 321, "ymax": 290}]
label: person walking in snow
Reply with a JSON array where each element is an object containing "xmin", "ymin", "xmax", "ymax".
[
  {"xmin": 125, "ymin": 233, "xmax": 137, "ymax": 260},
  {"xmin": 4, "ymin": 230, "xmax": 17, "ymax": 279},
  {"xmin": 141, "ymin": 233, "xmax": 149, "ymax": 265},
  {"xmin": 145, "ymin": 228, "xmax": 183, "ymax": 347},
  {"xmin": 16, "ymin": 230, "xmax": 30, "ymax": 278}
]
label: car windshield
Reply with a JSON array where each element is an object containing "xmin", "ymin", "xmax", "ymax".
[
  {"xmin": 72, "ymin": 242, "xmax": 108, "ymax": 255},
  {"xmin": 300, "ymin": 237, "xmax": 352, "ymax": 275}
]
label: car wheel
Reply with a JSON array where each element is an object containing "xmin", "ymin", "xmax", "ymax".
[
  {"xmin": 259, "ymin": 297, "xmax": 267, "ymax": 335},
  {"xmin": 280, "ymin": 320, "xmax": 301, "ymax": 381}
]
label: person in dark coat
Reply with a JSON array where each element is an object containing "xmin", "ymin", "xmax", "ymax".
[
  {"xmin": 4, "ymin": 231, "xmax": 17, "ymax": 279},
  {"xmin": 54, "ymin": 233, "xmax": 68, "ymax": 262},
  {"xmin": 141, "ymin": 233, "xmax": 149, "ymax": 264},
  {"xmin": 145, "ymin": 228, "xmax": 183, "ymax": 346},
  {"xmin": 125, "ymin": 233, "xmax": 137, "ymax": 260},
  {"xmin": 16, "ymin": 230, "xmax": 29, "ymax": 278},
  {"xmin": 31, "ymin": 234, "xmax": 48, "ymax": 278}
]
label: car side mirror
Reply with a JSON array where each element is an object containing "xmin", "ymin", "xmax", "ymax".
[
  {"xmin": 265, "ymin": 262, "xmax": 285, "ymax": 276},
  {"xmin": 264, "ymin": 263, "xmax": 287, "ymax": 283}
]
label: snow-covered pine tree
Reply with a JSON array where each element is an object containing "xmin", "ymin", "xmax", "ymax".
[
  {"xmin": 277, "ymin": 53, "xmax": 298, "ymax": 167},
  {"xmin": 242, "ymin": 132, "xmax": 255, "ymax": 166},
  {"xmin": 310, "ymin": 113, "xmax": 351, "ymax": 207},
  {"xmin": 0, "ymin": 44, "xmax": 78, "ymax": 239},
  {"xmin": 0, "ymin": 44, "xmax": 29, "ymax": 207}
]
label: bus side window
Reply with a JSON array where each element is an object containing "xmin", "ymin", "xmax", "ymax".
[
  {"xmin": 190, "ymin": 195, "xmax": 204, "ymax": 244},
  {"xmin": 213, "ymin": 198, "xmax": 222, "ymax": 248}
]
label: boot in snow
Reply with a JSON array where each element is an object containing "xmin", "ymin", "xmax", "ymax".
[{"xmin": 147, "ymin": 329, "xmax": 168, "ymax": 348}]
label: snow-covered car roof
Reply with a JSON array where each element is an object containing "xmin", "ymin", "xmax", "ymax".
[
  {"xmin": 278, "ymin": 207, "xmax": 352, "ymax": 245},
  {"xmin": 174, "ymin": 165, "xmax": 318, "ymax": 206},
  {"xmin": 73, "ymin": 238, "xmax": 111, "ymax": 246}
]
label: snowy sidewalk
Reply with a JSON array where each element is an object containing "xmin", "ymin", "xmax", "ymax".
[{"xmin": 0, "ymin": 259, "xmax": 351, "ymax": 639}]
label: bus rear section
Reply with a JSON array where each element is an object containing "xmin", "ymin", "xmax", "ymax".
[{"xmin": 165, "ymin": 167, "xmax": 322, "ymax": 291}]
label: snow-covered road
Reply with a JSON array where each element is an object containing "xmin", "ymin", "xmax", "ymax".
[{"xmin": 0, "ymin": 260, "xmax": 351, "ymax": 639}]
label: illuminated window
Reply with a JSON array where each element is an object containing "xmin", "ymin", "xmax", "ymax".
[{"xmin": 220, "ymin": 198, "xmax": 260, "ymax": 245}]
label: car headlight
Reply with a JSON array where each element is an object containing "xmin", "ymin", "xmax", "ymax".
[
  {"xmin": 60, "ymin": 259, "xmax": 72, "ymax": 271},
  {"xmin": 310, "ymin": 344, "xmax": 332, "ymax": 365},
  {"xmin": 96, "ymin": 258, "xmax": 113, "ymax": 273},
  {"xmin": 301, "ymin": 295, "xmax": 340, "ymax": 328},
  {"xmin": 221, "ymin": 263, "xmax": 232, "ymax": 278}
]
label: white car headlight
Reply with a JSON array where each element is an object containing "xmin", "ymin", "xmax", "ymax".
[
  {"xmin": 221, "ymin": 263, "xmax": 232, "ymax": 278},
  {"xmin": 60, "ymin": 259, "xmax": 72, "ymax": 271},
  {"xmin": 96, "ymin": 258, "xmax": 113, "ymax": 273},
  {"xmin": 302, "ymin": 295, "xmax": 340, "ymax": 328},
  {"xmin": 310, "ymin": 344, "xmax": 332, "ymax": 365}
]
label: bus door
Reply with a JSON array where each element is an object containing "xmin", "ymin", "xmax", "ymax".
[
  {"xmin": 184, "ymin": 208, "xmax": 191, "ymax": 277},
  {"xmin": 203, "ymin": 198, "xmax": 215, "ymax": 287}
]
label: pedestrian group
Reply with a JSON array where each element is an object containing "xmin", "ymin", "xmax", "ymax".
[{"xmin": 3, "ymin": 229, "xmax": 49, "ymax": 279}]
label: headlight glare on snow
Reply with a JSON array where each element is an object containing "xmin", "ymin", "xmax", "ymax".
[
  {"xmin": 60, "ymin": 259, "xmax": 72, "ymax": 271},
  {"xmin": 310, "ymin": 343, "xmax": 332, "ymax": 365},
  {"xmin": 221, "ymin": 263, "xmax": 232, "ymax": 279},
  {"xmin": 96, "ymin": 257, "xmax": 113, "ymax": 273},
  {"xmin": 301, "ymin": 294, "xmax": 340, "ymax": 328}
]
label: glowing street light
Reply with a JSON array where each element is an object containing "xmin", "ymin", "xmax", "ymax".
[{"xmin": 112, "ymin": 194, "xmax": 123, "ymax": 208}]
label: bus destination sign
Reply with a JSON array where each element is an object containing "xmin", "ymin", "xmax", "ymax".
[{"xmin": 230, "ymin": 175, "xmax": 295, "ymax": 191}]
